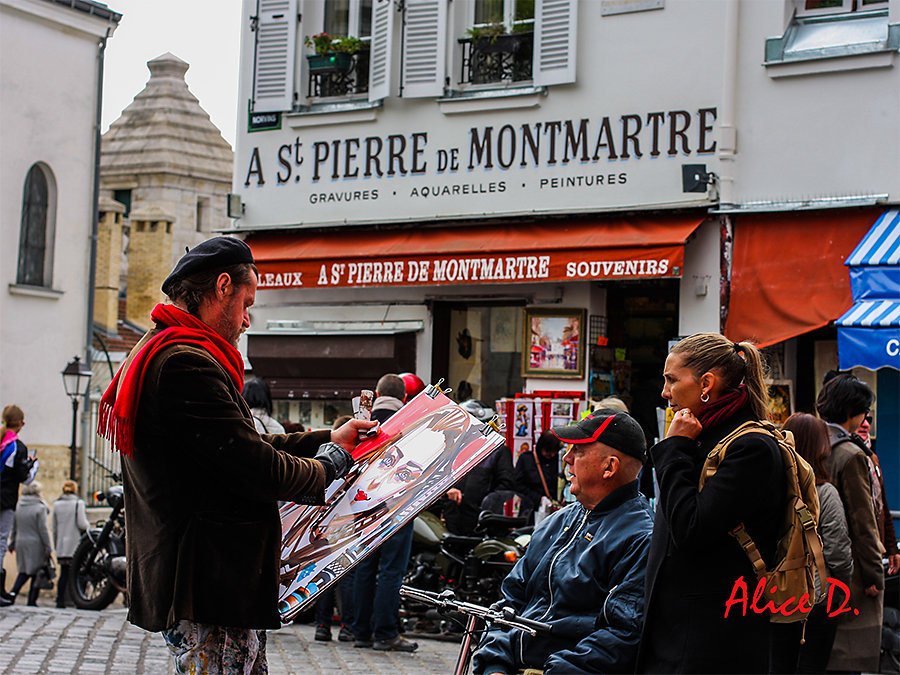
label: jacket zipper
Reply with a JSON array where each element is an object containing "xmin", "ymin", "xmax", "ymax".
[
  {"xmin": 518, "ymin": 505, "xmax": 591, "ymax": 666},
  {"xmin": 602, "ymin": 584, "xmax": 619, "ymax": 624}
]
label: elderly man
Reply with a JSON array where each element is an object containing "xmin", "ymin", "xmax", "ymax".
[
  {"xmin": 97, "ymin": 237, "xmax": 375, "ymax": 673},
  {"xmin": 473, "ymin": 409, "xmax": 654, "ymax": 675}
]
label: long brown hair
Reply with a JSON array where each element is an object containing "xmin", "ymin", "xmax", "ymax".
[
  {"xmin": 782, "ymin": 413, "xmax": 830, "ymax": 484},
  {"xmin": 671, "ymin": 333, "xmax": 770, "ymax": 420}
]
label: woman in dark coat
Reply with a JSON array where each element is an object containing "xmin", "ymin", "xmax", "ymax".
[
  {"xmin": 513, "ymin": 429, "xmax": 561, "ymax": 516},
  {"xmin": 636, "ymin": 333, "xmax": 785, "ymax": 674}
]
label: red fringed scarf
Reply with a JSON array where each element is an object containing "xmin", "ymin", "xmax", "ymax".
[
  {"xmin": 97, "ymin": 303, "xmax": 245, "ymax": 457},
  {"xmin": 698, "ymin": 383, "xmax": 749, "ymax": 429}
]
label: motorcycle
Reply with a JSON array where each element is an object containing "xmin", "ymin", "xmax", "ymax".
[
  {"xmin": 69, "ymin": 478, "xmax": 126, "ymax": 610},
  {"xmin": 402, "ymin": 501, "xmax": 532, "ymax": 633}
]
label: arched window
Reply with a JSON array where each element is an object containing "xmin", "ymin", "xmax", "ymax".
[{"xmin": 17, "ymin": 163, "xmax": 55, "ymax": 287}]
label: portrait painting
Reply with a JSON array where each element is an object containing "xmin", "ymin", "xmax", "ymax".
[{"xmin": 277, "ymin": 386, "xmax": 504, "ymax": 621}]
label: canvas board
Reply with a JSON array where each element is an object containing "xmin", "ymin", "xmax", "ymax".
[{"xmin": 277, "ymin": 386, "xmax": 504, "ymax": 621}]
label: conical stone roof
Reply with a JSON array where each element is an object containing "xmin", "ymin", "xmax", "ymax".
[{"xmin": 101, "ymin": 52, "xmax": 232, "ymax": 182}]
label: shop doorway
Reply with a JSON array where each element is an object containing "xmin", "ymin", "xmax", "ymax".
[
  {"xmin": 602, "ymin": 280, "xmax": 679, "ymax": 444},
  {"xmin": 432, "ymin": 302, "xmax": 525, "ymax": 408}
]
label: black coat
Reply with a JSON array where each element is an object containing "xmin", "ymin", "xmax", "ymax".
[
  {"xmin": 444, "ymin": 444, "xmax": 515, "ymax": 534},
  {"xmin": 513, "ymin": 450, "xmax": 559, "ymax": 511},
  {"xmin": 1, "ymin": 439, "xmax": 32, "ymax": 511},
  {"xmin": 637, "ymin": 408, "xmax": 785, "ymax": 674}
]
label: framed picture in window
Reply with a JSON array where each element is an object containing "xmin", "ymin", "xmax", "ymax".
[
  {"xmin": 522, "ymin": 308, "xmax": 586, "ymax": 378},
  {"xmin": 767, "ymin": 380, "xmax": 794, "ymax": 426}
]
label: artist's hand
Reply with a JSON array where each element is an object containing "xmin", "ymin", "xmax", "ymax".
[
  {"xmin": 446, "ymin": 488, "xmax": 463, "ymax": 503},
  {"xmin": 864, "ymin": 584, "xmax": 880, "ymax": 597},
  {"xmin": 331, "ymin": 418, "xmax": 379, "ymax": 450},
  {"xmin": 666, "ymin": 408, "xmax": 703, "ymax": 440},
  {"xmin": 888, "ymin": 553, "xmax": 900, "ymax": 576}
]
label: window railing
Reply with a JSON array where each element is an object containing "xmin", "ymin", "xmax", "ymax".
[
  {"xmin": 306, "ymin": 49, "xmax": 370, "ymax": 99},
  {"xmin": 458, "ymin": 32, "xmax": 533, "ymax": 85}
]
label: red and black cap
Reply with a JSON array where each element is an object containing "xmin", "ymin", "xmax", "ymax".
[{"xmin": 551, "ymin": 409, "xmax": 647, "ymax": 461}]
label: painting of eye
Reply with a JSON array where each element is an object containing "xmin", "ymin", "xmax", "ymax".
[
  {"xmin": 394, "ymin": 468, "xmax": 411, "ymax": 482},
  {"xmin": 379, "ymin": 453, "xmax": 397, "ymax": 468}
]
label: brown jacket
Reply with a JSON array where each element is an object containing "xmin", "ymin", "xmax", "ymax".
[
  {"xmin": 824, "ymin": 424, "xmax": 884, "ymax": 673},
  {"xmin": 121, "ymin": 337, "xmax": 330, "ymax": 632}
]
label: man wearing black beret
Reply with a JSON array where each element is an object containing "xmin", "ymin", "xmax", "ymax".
[
  {"xmin": 98, "ymin": 236, "xmax": 377, "ymax": 672},
  {"xmin": 473, "ymin": 409, "xmax": 654, "ymax": 675}
]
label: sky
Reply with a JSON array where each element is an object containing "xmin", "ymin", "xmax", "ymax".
[{"xmin": 101, "ymin": 0, "xmax": 243, "ymax": 148}]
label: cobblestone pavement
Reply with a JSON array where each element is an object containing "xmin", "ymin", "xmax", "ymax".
[{"xmin": 0, "ymin": 604, "xmax": 460, "ymax": 674}]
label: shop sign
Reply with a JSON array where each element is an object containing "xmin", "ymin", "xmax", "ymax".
[
  {"xmin": 255, "ymin": 245, "xmax": 684, "ymax": 289},
  {"xmin": 236, "ymin": 106, "xmax": 717, "ymax": 227}
]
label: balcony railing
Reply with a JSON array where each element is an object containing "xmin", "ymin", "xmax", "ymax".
[
  {"xmin": 458, "ymin": 32, "xmax": 533, "ymax": 85},
  {"xmin": 307, "ymin": 49, "xmax": 370, "ymax": 99}
]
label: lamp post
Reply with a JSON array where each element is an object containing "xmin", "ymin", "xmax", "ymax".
[{"xmin": 62, "ymin": 355, "xmax": 92, "ymax": 480}]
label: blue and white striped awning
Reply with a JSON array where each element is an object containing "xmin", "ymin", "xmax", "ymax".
[
  {"xmin": 837, "ymin": 299, "xmax": 900, "ymax": 327},
  {"xmin": 845, "ymin": 209, "xmax": 900, "ymax": 266}
]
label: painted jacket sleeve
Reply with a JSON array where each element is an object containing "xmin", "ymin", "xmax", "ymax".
[
  {"xmin": 544, "ymin": 530, "xmax": 651, "ymax": 674},
  {"xmin": 155, "ymin": 348, "xmax": 326, "ymax": 505},
  {"xmin": 651, "ymin": 433, "xmax": 779, "ymax": 549},
  {"xmin": 838, "ymin": 451, "xmax": 884, "ymax": 589}
]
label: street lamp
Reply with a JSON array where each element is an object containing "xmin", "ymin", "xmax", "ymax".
[{"xmin": 62, "ymin": 355, "xmax": 92, "ymax": 480}]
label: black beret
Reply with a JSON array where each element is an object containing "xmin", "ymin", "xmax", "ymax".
[{"xmin": 161, "ymin": 237, "xmax": 255, "ymax": 296}]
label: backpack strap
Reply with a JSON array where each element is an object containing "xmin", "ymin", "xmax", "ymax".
[{"xmin": 728, "ymin": 523, "xmax": 768, "ymax": 579}]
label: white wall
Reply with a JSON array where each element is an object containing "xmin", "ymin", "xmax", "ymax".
[{"xmin": 0, "ymin": 0, "xmax": 117, "ymax": 445}]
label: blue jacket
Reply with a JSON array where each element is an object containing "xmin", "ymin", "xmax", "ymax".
[{"xmin": 473, "ymin": 480, "xmax": 654, "ymax": 675}]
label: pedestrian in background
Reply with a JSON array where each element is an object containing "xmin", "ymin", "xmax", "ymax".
[
  {"xmin": 637, "ymin": 333, "xmax": 785, "ymax": 674},
  {"xmin": 353, "ymin": 373, "xmax": 419, "ymax": 652},
  {"xmin": 774, "ymin": 413, "xmax": 852, "ymax": 673},
  {"xmin": 242, "ymin": 377, "xmax": 286, "ymax": 435},
  {"xmin": 816, "ymin": 373, "xmax": 883, "ymax": 672},
  {"xmin": 0, "ymin": 404, "xmax": 35, "ymax": 602},
  {"xmin": 52, "ymin": 480, "xmax": 89, "ymax": 608},
  {"xmin": 2, "ymin": 481, "xmax": 52, "ymax": 607},
  {"xmin": 514, "ymin": 429, "xmax": 561, "ymax": 518},
  {"xmin": 856, "ymin": 413, "xmax": 899, "ymax": 575},
  {"xmin": 314, "ymin": 415, "xmax": 356, "ymax": 643}
]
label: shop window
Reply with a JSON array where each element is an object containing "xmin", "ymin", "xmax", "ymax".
[
  {"xmin": 16, "ymin": 163, "xmax": 56, "ymax": 288},
  {"xmin": 437, "ymin": 304, "xmax": 523, "ymax": 409},
  {"xmin": 307, "ymin": 0, "xmax": 373, "ymax": 99},
  {"xmin": 765, "ymin": 0, "xmax": 897, "ymax": 74}
]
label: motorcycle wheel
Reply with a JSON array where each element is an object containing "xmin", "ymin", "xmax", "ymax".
[{"xmin": 69, "ymin": 537, "xmax": 120, "ymax": 610}]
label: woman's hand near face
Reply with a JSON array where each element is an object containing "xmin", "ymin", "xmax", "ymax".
[{"xmin": 666, "ymin": 408, "xmax": 703, "ymax": 440}]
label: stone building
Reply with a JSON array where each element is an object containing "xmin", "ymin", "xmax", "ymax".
[
  {"xmin": 88, "ymin": 52, "xmax": 234, "ymax": 492},
  {"xmin": 96, "ymin": 52, "xmax": 234, "ymax": 334}
]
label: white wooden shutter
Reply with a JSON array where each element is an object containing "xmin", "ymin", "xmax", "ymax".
[
  {"xmin": 252, "ymin": 0, "xmax": 299, "ymax": 112},
  {"xmin": 533, "ymin": 0, "xmax": 577, "ymax": 86},
  {"xmin": 401, "ymin": 0, "xmax": 447, "ymax": 98},
  {"xmin": 368, "ymin": 0, "xmax": 395, "ymax": 102}
]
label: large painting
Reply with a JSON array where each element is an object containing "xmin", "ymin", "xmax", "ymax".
[
  {"xmin": 523, "ymin": 308, "xmax": 586, "ymax": 378},
  {"xmin": 278, "ymin": 385, "xmax": 504, "ymax": 621}
]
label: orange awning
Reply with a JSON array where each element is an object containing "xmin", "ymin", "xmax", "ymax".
[
  {"xmin": 724, "ymin": 209, "xmax": 881, "ymax": 348},
  {"xmin": 246, "ymin": 215, "xmax": 704, "ymax": 290}
]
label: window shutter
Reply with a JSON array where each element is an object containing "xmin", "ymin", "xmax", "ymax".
[
  {"xmin": 252, "ymin": 0, "xmax": 299, "ymax": 112},
  {"xmin": 533, "ymin": 0, "xmax": 577, "ymax": 86},
  {"xmin": 368, "ymin": 0, "xmax": 395, "ymax": 102},
  {"xmin": 401, "ymin": 0, "xmax": 447, "ymax": 98}
]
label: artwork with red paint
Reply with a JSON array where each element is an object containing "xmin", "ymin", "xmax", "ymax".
[{"xmin": 277, "ymin": 385, "xmax": 504, "ymax": 621}]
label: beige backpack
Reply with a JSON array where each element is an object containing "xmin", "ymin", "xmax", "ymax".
[{"xmin": 700, "ymin": 420, "xmax": 828, "ymax": 625}]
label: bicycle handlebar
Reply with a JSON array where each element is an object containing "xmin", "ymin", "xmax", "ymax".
[{"xmin": 400, "ymin": 586, "xmax": 552, "ymax": 636}]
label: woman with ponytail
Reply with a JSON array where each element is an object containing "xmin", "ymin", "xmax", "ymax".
[{"xmin": 636, "ymin": 333, "xmax": 786, "ymax": 673}]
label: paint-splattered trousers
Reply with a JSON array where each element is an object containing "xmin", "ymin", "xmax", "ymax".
[{"xmin": 161, "ymin": 619, "xmax": 268, "ymax": 674}]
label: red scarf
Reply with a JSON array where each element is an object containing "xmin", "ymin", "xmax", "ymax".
[
  {"xmin": 698, "ymin": 384, "xmax": 749, "ymax": 429},
  {"xmin": 97, "ymin": 303, "xmax": 245, "ymax": 457}
]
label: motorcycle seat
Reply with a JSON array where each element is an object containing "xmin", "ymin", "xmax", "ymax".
[
  {"xmin": 477, "ymin": 511, "xmax": 528, "ymax": 530},
  {"xmin": 442, "ymin": 533, "xmax": 484, "ymax": 548}
]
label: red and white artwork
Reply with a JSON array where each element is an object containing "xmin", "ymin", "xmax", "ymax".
[{"xmin": 277, "ymin": 386, "xmax": 504, "ymax": 621}]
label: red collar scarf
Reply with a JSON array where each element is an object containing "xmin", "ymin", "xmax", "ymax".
[
  {"xmin": 98, "ymin": 303, "xmax": 245, "ymax": 457},
  {"xmin": 698, "ymin": 383, "xmax": 749, "ymax": 429}
]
